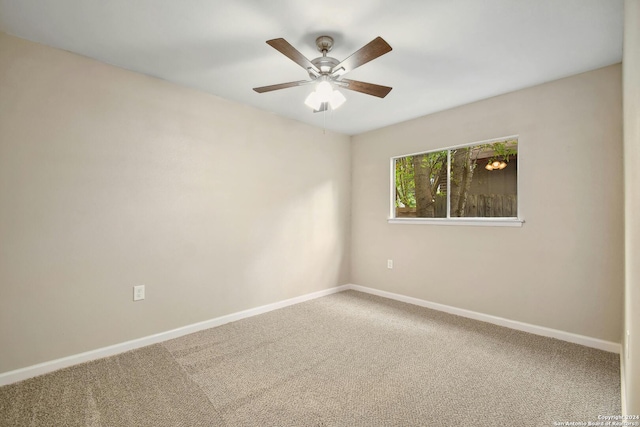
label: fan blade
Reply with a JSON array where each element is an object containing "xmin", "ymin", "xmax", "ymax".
[
  {"xmin": 331, "ymin": 37, "xmax": 392, "ymax": 76},
  {"xmin": 266, "ymin": 38, "xmax": 320, "ymax": 73},
  {"xmin": 313, "ymin": 102, "xmax": 329, "ymax": 113},
  {"xmin": 253, "ymin": 80, "xmax": 312, "ymax": 93},
  {"xmin": 341, "ymin": 79, "xmax": 392, "ymax": 98}
]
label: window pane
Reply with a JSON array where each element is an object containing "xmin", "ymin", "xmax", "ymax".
[
  {"xmin": 395, "ymin": 150, "xmax": 448, "ymax": 218},
  {"xmin": 449, "ymin": 140, "xmax": 517, "ymax": 217}
]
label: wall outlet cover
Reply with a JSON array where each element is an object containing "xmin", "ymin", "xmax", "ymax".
[{"xmin": 133, "ymin": 285, "xmax": 145, "ymax": 301}]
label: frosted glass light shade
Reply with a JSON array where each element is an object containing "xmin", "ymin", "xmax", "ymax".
[
  {"xmin": 316, "ymin": 81, "xmax": 333, "ymax": 100},
  {"xmin": 304, "ymin": 92, "xmax": 322, "ymax": 110},
  {"xmin": 329, "ymin": 90, "xmax": 346, "ymax": 109}
]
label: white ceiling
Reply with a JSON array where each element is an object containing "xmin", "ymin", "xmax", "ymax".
[{"xmin": 0, "ymin": 0, "xmax": 623, "ymax": 135}]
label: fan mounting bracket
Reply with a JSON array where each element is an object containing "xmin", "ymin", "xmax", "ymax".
[{"xmin": 315, "ymin": 36, "xmax": 334, "ymax": 54}]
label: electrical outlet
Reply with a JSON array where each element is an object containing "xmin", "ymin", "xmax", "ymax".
[
  {"xmin": 133, "ymin": 285, "xmax": 145, "ymax": 301},
  {"xmin": 387, "ymin": 259, "xmax": 393, "ymax": 269}
]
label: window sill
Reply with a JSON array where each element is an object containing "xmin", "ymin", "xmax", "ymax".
[{"xmin": 387, "ymin": 218, "xmax": 524, "ymax": 227}]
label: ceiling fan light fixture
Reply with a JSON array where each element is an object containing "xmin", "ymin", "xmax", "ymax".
[
  {"xmin": 305, "ymin": 87, "xmax": 345, "ymax": 110},
  {"xmin": 305, "ymin": 80, "xmax": 345, "ymax": 110}
]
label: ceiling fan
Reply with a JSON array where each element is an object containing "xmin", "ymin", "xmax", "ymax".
[{"xmin": 253, "ymin": 35, "xmax": 392, "ymax": 112}]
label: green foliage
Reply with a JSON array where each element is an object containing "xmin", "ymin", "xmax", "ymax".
[
  {"xmin": 483, "ymin": 139, "xmax": 518, "ymax": 163},
  {"xmin": 395, "ymin": 156, "xmax": 416, "ymax": 207},
  {"xmin": 422, "ymin": 151, "xmax": 447, "ymax": 192}
]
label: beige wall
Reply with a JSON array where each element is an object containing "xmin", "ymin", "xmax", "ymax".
[
  {"xmin": 0, "ymin": 33, "xmax": 351, "ymax": 373},
  {"xmin": 624, "ymin": 0, "xmax": 640, "ymax": 414},
  {"xmin": 351, "ymin": 64, "xmax": 623, "ymax": 342}
]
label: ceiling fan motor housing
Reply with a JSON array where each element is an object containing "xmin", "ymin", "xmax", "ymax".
[{"xmin": 310, "ymin": 56, "xmax": 339, "ymax": 76}]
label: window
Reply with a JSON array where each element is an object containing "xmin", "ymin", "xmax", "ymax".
[{"xmin": 391, "ymin": 137, "xmax": 521, "ymax": 225}]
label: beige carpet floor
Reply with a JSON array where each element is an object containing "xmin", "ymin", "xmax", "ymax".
[{"xmin": 0, "ymin": 290, "xmax": 620, "ymax": 426}]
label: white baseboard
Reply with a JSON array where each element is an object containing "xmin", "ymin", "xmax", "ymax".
[
  {"xmin": 1, "ymin": 283, "xmax": 621, "ymax": 387},
  {"xmin": 0, "ymin": 284, "xmax": 350, "ymax": 387},
  {"xmin": 346, "ymin": 284, "xmax": 621, "ymax": 354}
]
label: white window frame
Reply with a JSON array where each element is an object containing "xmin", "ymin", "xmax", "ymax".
[{"xmin": 388, "ymin": 135, "xmax": 524, "ymax": 227}]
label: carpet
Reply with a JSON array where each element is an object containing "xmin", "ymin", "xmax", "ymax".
[{"xmin": 0, "ymin": 290, "xmax": 620, "ymax": 426}]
